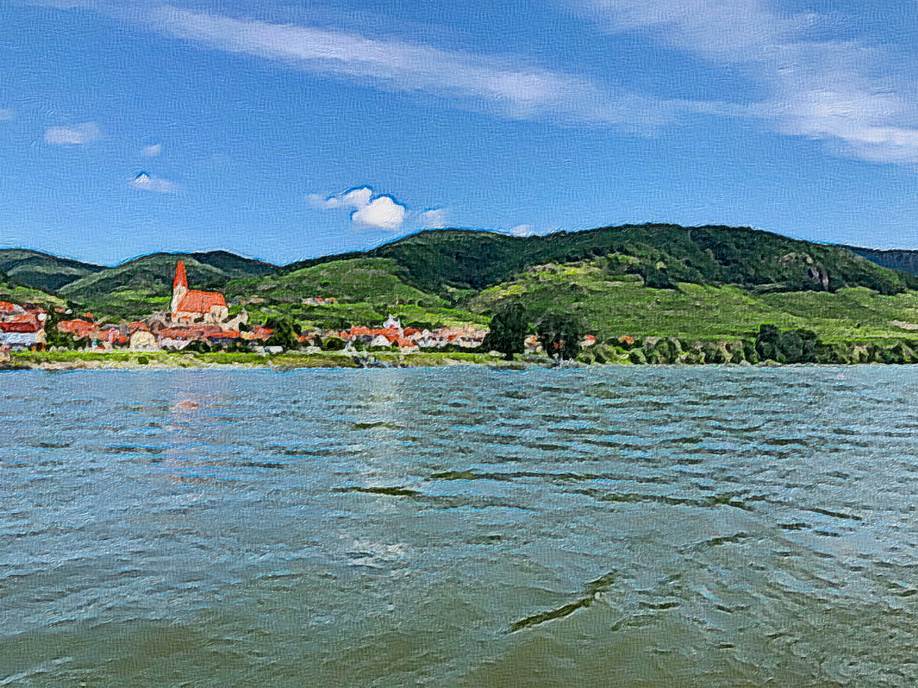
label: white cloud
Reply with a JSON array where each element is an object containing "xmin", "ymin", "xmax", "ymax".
[
  {"xmin": 142, "ymin": 143, "xmax": 162, "ymax": 157},
  {"xmin": 44, "ymin": 122, "xmax": 102, "ymax": 145},
  {"xmin": 352, "ymin": 196, "xmax": 407, "ymax": 230},
  {"xmin": 418, "ymin": 208, "xmax": 448, "ymax": 229},
  {"xmin": 310, "ymin": 186, "xmax": 407, "ymax": 230},
  {"xmin": 130, "ymin": 171, "xmax": 178, "ymax": 193},
  {"xmin": 577, "ymin": 0, "xmax": 918, "ymax": 164},
  {"xmin": 148, "ymin": 5, "xmax": 708, "ymax": 131},
  {"xmin": 509, "ymin": 224, "xmax": 535, "ymax": 237},
  {"xmin": 0, "ymin": 109, "xmax": 13, "ymax": 122}
]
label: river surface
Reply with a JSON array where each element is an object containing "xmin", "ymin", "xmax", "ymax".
[{"xmin": 0, "ymin": 366, "xmax": 916, "ymax": 687}]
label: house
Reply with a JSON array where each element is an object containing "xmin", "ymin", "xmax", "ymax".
[
  {"xmin": 170, "ymin": 260, "xmax": 229, "ymax": 325},
  {"xmin": 0, "ymin": 311, "xmax": 46, "ymax": 350},
  {"xmin": 0, "ymin": 302, "xmax": 24, "ymax": 316},
  {"xmin": 396, "ymin": 337, "xmax": 419, "ymax": 353},
  {"xmin": 129, "ymin": 330, "xmax": 159, "ymax": 351}
]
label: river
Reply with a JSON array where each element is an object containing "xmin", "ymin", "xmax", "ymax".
[{"xmin": 1, "ymin": 367, "xmax": 916, "ymax": 686}]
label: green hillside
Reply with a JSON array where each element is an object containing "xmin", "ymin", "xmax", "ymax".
[
  {"xmin": 0, "ymin": 272, "xmax": 65, "ymax": 309},
  {"xmin": 60, "ymin": 251, "xmax": 275, "ymax": 319},
  {"xmin": 225, "ymin": 258, "xmax": 484, "ymax": 330},
  {"xmin": 467, "ymin": 258, "xmax": 918, "ymax": 342},
  {"xmin": 4, "ymin": 225, "xmax": 918, "ymax": 341},
  {"xmin": 0, "ymin": 249, "xmax": 102, "ymax": 292},
  {"xmin": 291, "ymin": 225, "xmax": 914, "ymax": 295}
]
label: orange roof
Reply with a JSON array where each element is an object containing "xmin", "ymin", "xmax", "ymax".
[
  {"xmin": 176, "ymin": 289, "xmax": 226, "ymax": 314},
  {"xmin": 0, "ymin": 301, "xmax": 17, "ymax": 313},
  {"xmin": 173, "ymin": 260, "xmax": 188, "ymax": 290}
]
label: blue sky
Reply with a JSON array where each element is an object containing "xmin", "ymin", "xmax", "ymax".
[{"xmin": 2, "ymin": 0, "xmax": 918, "ymax": 266}]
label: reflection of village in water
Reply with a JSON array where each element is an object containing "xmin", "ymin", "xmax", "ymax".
[{"xmin": 0, "ymin": 260, "xmax": 489, "ymax": 355}]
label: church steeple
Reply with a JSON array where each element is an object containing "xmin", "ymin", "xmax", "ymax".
[
  {"xmin": 173, "ymin": 260, "xmax": 188, "ymax": 290},
  {"xmin": 171, "ymin": 260, "xmax": 188, "ymax": 318}
]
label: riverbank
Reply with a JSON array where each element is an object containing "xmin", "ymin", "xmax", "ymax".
[
  {"xmin": 0, "ymin": 349, "xmax": 519, "ymax": 371},
  {"xmin": 3, "ymin": 343, "xmax": 918, "ymax": 370}
]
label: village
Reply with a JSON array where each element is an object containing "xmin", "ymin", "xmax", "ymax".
[{"xmin": 0, "ymin": 260, "xmax": 491, "ymax": 356}]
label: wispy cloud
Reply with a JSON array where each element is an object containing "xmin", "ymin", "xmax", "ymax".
[
  {"xmin": 142, "ymin": 143, "xmax": 162, "ymax": 157},
  {"xmin": 577, "ymin": 0, "xmax": 918, "ymax": 164},
  {"xmin": 0, "ymin": 109, "xmax": 14, "ymax": 122},
  {"xmin": 130, "ymin": 171, "xmax": 178, "ymax": 193},
  {"xmin": 418, "ymin": 208, "xmax": 448, "ymax": 229},
  {"xmin": 147, "ymin": 5, "xmax": 711, "ymax": 131},
  {"xmin": 44, "ymin": 122, "xmax": 102, "ymax": 145}
]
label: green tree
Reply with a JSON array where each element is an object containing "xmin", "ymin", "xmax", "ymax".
[
  {"xmin": 536, "ymin": 311, "xmax": 585, "ymax": 361},
  {"xmin": 265, "ymin": 316, "xmax": 301, "ymax": 351},
  {"xmin": 43, "ymin": 309, "xmax": 78, "ymax": 349},
  {"xmin": 483, "ymin": 302, "xmax": 528, "ymax": 360}
]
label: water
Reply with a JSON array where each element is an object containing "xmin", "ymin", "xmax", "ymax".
[{"xmin": 0, "ymin": 366, "xmax": 916, "ymax": 687}]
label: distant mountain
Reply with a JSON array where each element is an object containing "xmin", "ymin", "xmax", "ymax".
[
  {"xmin": 845, "ymin": 246, "xmax": 918, "ymax": 277},
  {"xmin": 288, "ymin": 224, "xmax": 915, "ymax": 295},
  {"xmin": 0, "ymin": 249, "xmax": 102, "ymax": 292},
  {"xmin": 59, "ymin": 251, "xmax": 276, "ymax": 319}
]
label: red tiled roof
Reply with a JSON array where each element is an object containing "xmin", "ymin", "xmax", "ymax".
[
  {"xmin": 0, "ymin": 301, "xmax": 17, "ymax": 314},
  {"xmin": 176, "ymin": 289, "xmax": 226, "ymax": 314},
  {"xmin": 58, "ymin": 319, "xmax": 96, "ymax": 337},
  {"xmin": 0, "ymin": 314, "xmax": 42, "ymax": 333}
]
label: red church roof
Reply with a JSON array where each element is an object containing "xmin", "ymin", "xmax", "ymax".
[{"xmin": 176, "ymin": 289, "xmax": 226, "ymax": 314}]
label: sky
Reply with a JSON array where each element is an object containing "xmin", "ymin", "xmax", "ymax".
[{"xmin": 2, "ymin": 0, "xmax": 918, "ymax": 266}]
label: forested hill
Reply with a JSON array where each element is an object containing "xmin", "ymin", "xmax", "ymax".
[
  {"xmin": 287, "ymin": 225, "xmax": 916, "ymax": 296},
  {"xmin": 846, "ymin": 246, "xmax": 918, "ymax": 277},
  {"xmin": 0, "ymin": 249, "xmax": 102, "ymax": 292}
]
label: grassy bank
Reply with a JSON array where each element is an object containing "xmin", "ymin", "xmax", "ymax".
[{"xmin": 3, "ymin": 349, "xmax": 510, "ymax": 370}]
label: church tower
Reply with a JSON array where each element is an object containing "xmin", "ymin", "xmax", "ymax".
[{"xmin": 171, "ymin": 260, "xmax": 188, "ymax": 318}]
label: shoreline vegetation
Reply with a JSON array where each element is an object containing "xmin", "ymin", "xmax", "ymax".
[{"xmin": 4, "ymin": 330, "xmax": 918, "ymax": 371}]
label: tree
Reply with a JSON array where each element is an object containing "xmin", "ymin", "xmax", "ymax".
[
  {"xmin": 483, "ymin": 302, "xmax": 528, "ymax": 360},
  {"xmin": 536, "ymin": 311, "xmax": 585, "ymax": 361},
  {"xmin": 43, "ymin": 309, "xmax": 78, "ymax": 349},
  {"xmin": 265, "ymin": 315, "xmax": 301, "ymax": 351}
]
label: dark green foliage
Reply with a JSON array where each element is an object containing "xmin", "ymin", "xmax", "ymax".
[
  {"xmin": 43, "ymin": 310, "xmax": 79, "ymax": 349},
  {"xmin": 287, "ymin": 225, "xmax": 909, "ymax": 297},
  {"xmin": 755, "ymin": 325, "xmax": 819, "ymax": 363},
  {"xmin": 265, "ymin": 315, "xmax": 301, "ymax": 350},
  {"xmin": 483, "ymin": 302, "xmax": 528, "ymax": 359},
  {"xmin": 322, "ymin": 336, "xmax": 347, "ymax": 351},
  {"xmin": 536, "ymin": 311, "xmax": 585, "ymax": 360},
  {"xmin": 638, "ymin": 264, "xmax": 676, "ymax": 289},
  {"xmin": 184, "ymin": 340, "xmax": 213, "ymax": 353}
]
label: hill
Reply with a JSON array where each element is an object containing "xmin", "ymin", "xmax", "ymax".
[
  {"xmin": 0, "ymin": 249, "xmax": 102, "ymax": 292},
  {"xmin": 225, "ymin": 258, "xmax": 485, "ymax": 330},
  {"xmin": 290, "ymin": 224, "xmax": 915, "ymax": 296},
  {"xmin": 467, "ymin": 258, "xmax": 918, "ymax": 342},
  {"xmin": 60, "ymin": 251, "xmax": 275, "ymax": 319},
  {"xmin": 846, "ymin": 246, "xmax": 918, "ymax": 277}
]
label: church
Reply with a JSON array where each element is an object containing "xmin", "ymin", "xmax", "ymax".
[{"xmin": 170, "ymin": 260, "xmax": 229, "ymax": 325}]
